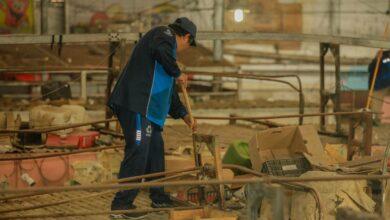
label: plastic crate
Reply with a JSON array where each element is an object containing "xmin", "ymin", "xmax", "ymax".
[{"xmin": 261, "ymin": 157, "xmax": 311, "ymax": 177}]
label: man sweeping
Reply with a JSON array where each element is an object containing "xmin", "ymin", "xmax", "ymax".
[{"xmin": 107, "ymin": 17, "xmax": 198, "ymax": 219}]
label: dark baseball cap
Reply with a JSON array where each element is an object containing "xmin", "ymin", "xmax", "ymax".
[{"xmin": 170, "ymin": 17, "xmax": 197, "ymax": 46}]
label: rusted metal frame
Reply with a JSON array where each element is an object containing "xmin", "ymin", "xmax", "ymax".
[
  {"xmin": 192, "ymin": 134, "xmax": 215, "ymax": 206},
  {"xmin": 0, "ymin": 206, "xmax": 202, "ymax": 220},
  {"xmin": 2, "ymin": 174, "xmax": 390, "ymax": 195},
  {"xmin": 319, "ymin": 43, "xmax": 330, "ymax": 131},
  {"xmin": 105, "ymin": 41, "xmax": 119, "ymax": 128},
  {"xmin": 330, "ymin": 44, "xmax": 342, "ymax": 134}
]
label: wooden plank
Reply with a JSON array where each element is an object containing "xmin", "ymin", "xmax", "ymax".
[{"xmin": 169, "ymin": 208, "xmax": 205, "ymax": 220}]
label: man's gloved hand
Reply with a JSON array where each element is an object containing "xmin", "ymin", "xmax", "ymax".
[
  {"xmin": 182, "ymin": 114, "xmax": 197, "ymax": 132},
  {"xmin": 177, "ymin": 73, "xmax": 188, "ymax": 88}
]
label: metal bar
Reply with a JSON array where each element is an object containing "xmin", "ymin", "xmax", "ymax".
[
  {"xmin": 0, "ymin": 68, "xmax": 109, "ymax": 72},
  {"xmin": 0, "ymin": 144, "xmax": 123, "ymax": 161},
  {"xmin": 1, "ymin": 111, "xmax": 380, "ymax": 134},
  {"xmin": 331, "ymin": 44, "xmax": 342, "ymax": 133},
  {"xmin": 0, "ymin": 206, "xmax": 202, "ymax": 220},
  {"xmin": 80, "ymin": 71, "xmax": 87, "ymax": 101},
  {"xmin": 347, "ymin": 117, "xmax": 356, "ymax": 160},
  {"xmin": 1, "ymin": 175, "xmax": 390, "ymax": 195},
  {"xmin": 0, "ymin": 32, "xmax": 389, "ymax": 48},
  {"xmin": 189, "ymin": 71, "xmax": 300, "ymax": 92},
  {"xmin": 319, "ymin": 43, "xmax": 329, "ymax": 131},
  {"xmin": 40, "ymin": 0, "xmax": 48, "ymax": 34},
  {"xmin": 0, "ymin": 167, "xmax": 198, "ymax": 201},
  {"xmin": 0, "ymin": 118, "xmax": 117, "ymax": 134},
  {"xmin": 225, "ymin": 49, "xmax": 371, "ymax": 65},
  {"xmin": 105, "ymin": 42, "xmax": 118, "ymax": 128},
  {"xmin": 0, "ymin": 168, "xmax": 200, "ymax": 213},
  {"xmin": 194, "ymin": 111, "xmax": 378, "ymax": 120},
  {"xmin": 363, "ymin": 112, "xmax": 373, "ymax": 156}
]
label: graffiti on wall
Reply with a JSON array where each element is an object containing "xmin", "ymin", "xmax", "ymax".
[{"xmin": 0, "ymin": 0, "xmax": 34, "ymax": 34}]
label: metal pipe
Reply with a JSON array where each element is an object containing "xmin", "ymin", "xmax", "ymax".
[
  {"xmin": 0, "ymin": 168, "xmax": 200, "ymax": 213},
  {"xmin": 319, "ymin": 43, "xmax": 328, "ymax": 131},
  {"xmin": 0, "ymin": 167, "xmax": 199, "ymax": 201},
  {"xmin": 0, "ymin": 206, "xmax": 202, "ymax": 220},
  {"xmin": 1, "ymin": 32, "xmax": 389, "ymax": 48},
  {"xmin": 0, "ymin": 118, "xmax": 117, "ymax": 134},
  {"xmin": 1, "ymin": 174, "xmax": 390, "ymax": 195},
  {"xmin": 1, "ymin": 111, "xmax": 381, "ymax": 135},
  {"xmin": 0, "ymin": 144, "xmax": 123, "ymax": 161},
  {"xmin": 195, "ymin": 111, "xmax": 379, "ymax": 120},
  {"xmin": 188, "ymin": 71, "xmax": 300, "ymax": 92}
]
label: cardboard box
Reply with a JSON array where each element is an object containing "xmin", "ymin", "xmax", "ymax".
[{"xmin": 249, "ymin": 125, "xmax": 330, "ymax": 171}]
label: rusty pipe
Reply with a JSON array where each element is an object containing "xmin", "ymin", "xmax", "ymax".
[{"xmin": 1, "ymin": 174, "xmax": 390, "ymax": 195}]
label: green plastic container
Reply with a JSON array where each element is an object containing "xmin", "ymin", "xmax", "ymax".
[{"xmin": 222, "ymin": 141, "xmax": 252, "ymax": 174}]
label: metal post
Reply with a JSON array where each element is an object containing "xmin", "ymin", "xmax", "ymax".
[
  {"xmin": 119, "ymin": 39, "xmax": 127, "ymax": 72},
  {"xmin": 347, "ymin": 116, "xmax": 356, "ymax": 160},
  {"xmin": 271, "ymin": 185, "xmax": 284, "ymax": 220},
  {"xmin": 319, "ymin": 43, "xmax": 329, "ymax": 131},
  {"xmin": 105, "ymin": 42, "xmax": 118, "ymax": 128},
  {"xmin": 363, "ymin": 112, "xmax": 373, "ymax": 156},
  {"xmin": 80, "ymin": 71, "xmax": 87, "ymax": 101},
  {"xmin": 331, "ymin": 44, "xmax": 341, "ymax": 133},
  {"xmin": 212, "ymin": 0, "xmax": 224, "ymax": 92}
]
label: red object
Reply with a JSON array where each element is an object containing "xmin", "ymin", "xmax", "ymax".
[
  {"xmin": 46, "ymin": 131, "xmax": 99, "ymax": 149},
  {"xmin": 15, "ymin": 74, "xmax": 42, "ymax": 82},
  {"xmin": 46, "ymin": 134, "xmax": 79, "ymax": 148},
  {"xmin": 76, "ymin": 131, "xmax": 100, "ymax": 148}
]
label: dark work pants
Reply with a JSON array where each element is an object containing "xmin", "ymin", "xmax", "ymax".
[{"xmin": 111, "ymin": 107, "xmax": 165, "ymax": 210}]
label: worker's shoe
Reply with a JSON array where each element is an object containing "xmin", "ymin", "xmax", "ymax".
[
  {"xmin": 151, "ymin": 194, "xmax": 177, "ymax": 208},
  {"xmin": 110, "ymin": 204, "xmax": 147, "ymax": 219}
]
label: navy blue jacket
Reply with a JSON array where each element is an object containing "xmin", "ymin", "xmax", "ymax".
[
  {"xmin": 368, "ymin": 50, "xmax": 390, "ymax": 90},
  {"xmin": 108, "ymin": 26, "xmax": 187, "ymax": 127}
]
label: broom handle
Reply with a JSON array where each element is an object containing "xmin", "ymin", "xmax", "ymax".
[{"xmin": 180, "ymin": 83, "xmax": 195, "ymax": 132}]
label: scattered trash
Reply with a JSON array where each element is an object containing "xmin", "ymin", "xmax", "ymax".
[
  {"xmin": 290, "ymin": 171, "xmax": 376, "ymax": 220},
  {"xmin": 222, "ymin": 141, "xmax": 252, "ymax": 173},
  {"xmin": 71, "ymin": 160, "xmax": 111, "ymax": 185},
  {"xmin": 249, "ymin": 125, "xmax": 332, "ymax": 171}
]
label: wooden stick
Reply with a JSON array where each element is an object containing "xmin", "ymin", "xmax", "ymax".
[
  {"xmin": 180, "ymin": 83, "xmax": 195, "ymax": 132},
  {"xmin": 366, "ymin": 50, "xmax": 384, "ymax": 109}
]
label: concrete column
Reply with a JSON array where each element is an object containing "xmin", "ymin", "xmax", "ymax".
[
  {"xmin": 40, "ymin": 0, "xmax": 48, "ymax": 34},
  {"xmin": 213, "ymin": 0, "xmax": 224, "ymax": 92},
  {"xmin": 329, "ymin": 0, "xmax": 341, "ymax": 35}
]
